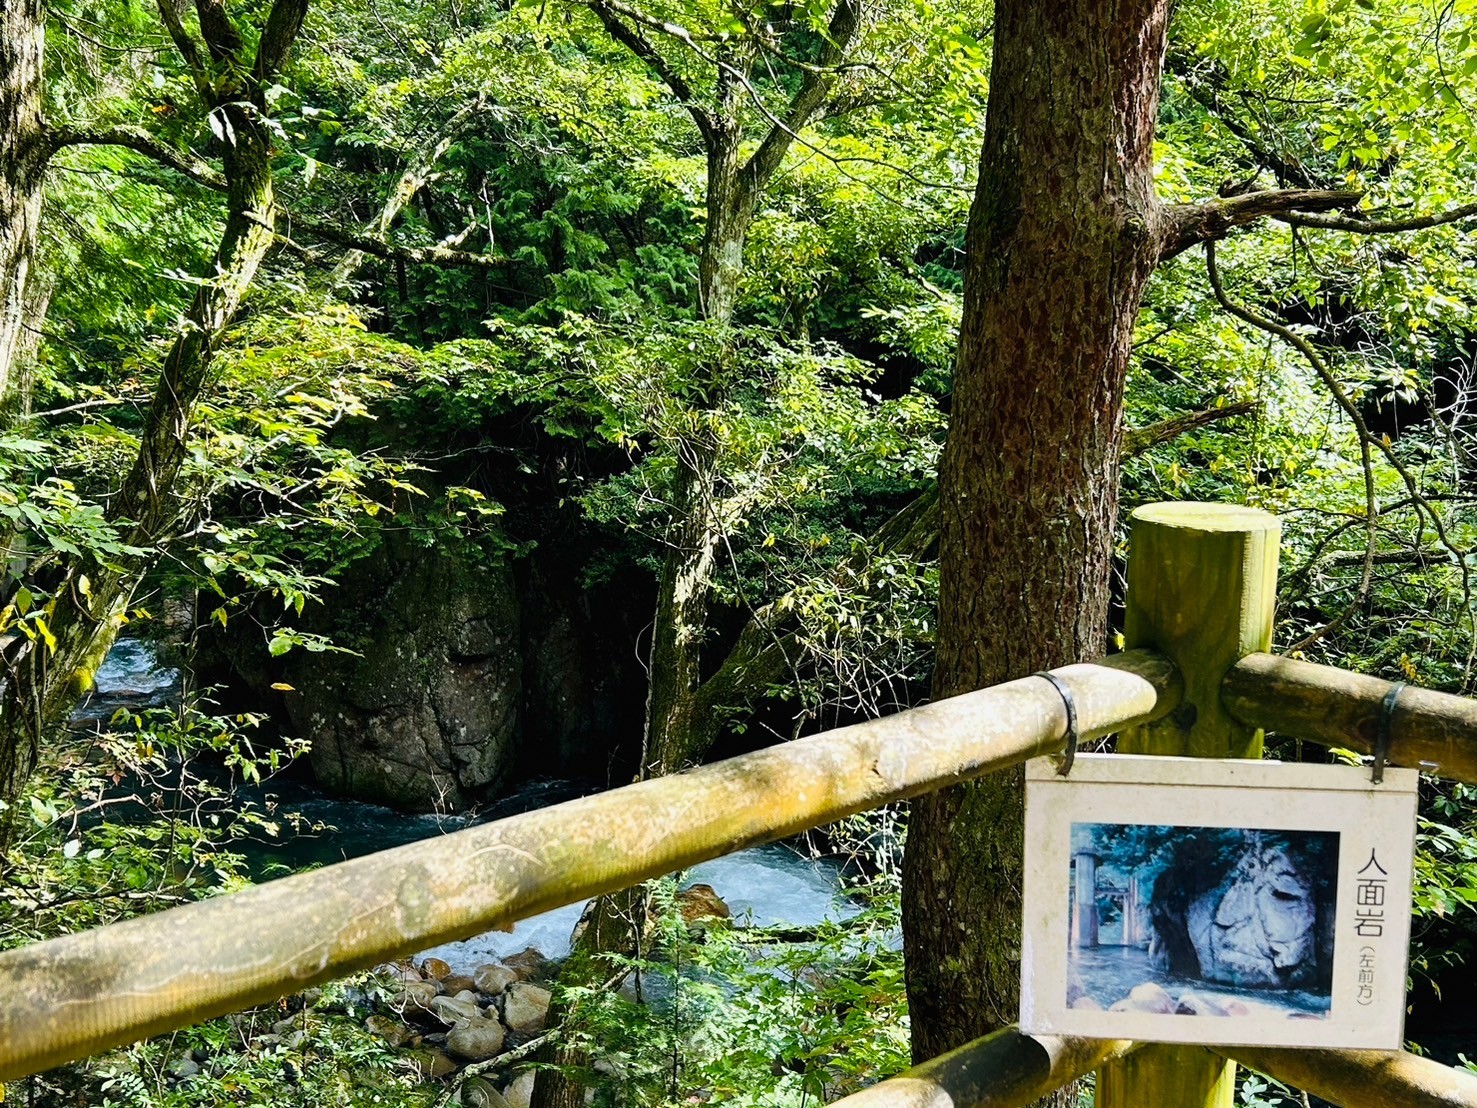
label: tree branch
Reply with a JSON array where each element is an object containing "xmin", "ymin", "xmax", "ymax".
[
  {"xmin": 45, "ymin": 123, "xmax": 226, "ymax": 187},
  {"xmin": 44, "ymin": 125, "xmax": 502, "ymax": 270},
  {"xmin": 739, "ymin": 0, "xmax": 860, "ymax": 202},
  {"xmin": 1275, "ymin": 200, "xmax": 1477, "ymax": 234},
  {"xmin": 327, "ymin": 100, "xmax": 484, "ymax": 292},
  {"xmin": 1121, "ymin": 400, "xmax": 1257, "ymax": 455},
  {"xmin": 587, "ymin": 0, "xmax": 715, "ymax": 146},
  {"xmin": 252, "ymin": 0, "xmax": 310, "ymax": 86},
  {"xmin": 153, "ymin": 0, "xmax": 209, "ymax": 92},
  {"xmin": 1159, "ymin": 188, "xmax": 1361, "ymax": 259},
  {"xmin": 285, "ymin": 211, "xmax": 506, "ymax": 269},
  {"xmin": 193, "ymin": 0, "xmax": 244, "ymax": 65}
]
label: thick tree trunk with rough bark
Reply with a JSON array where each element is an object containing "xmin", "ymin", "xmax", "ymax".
[
  {"xmin": 0, "ymin": 0, "xmax": 47, "ymax": 404},
  {"xmin": 900, "ymin": 0, "xmax": 1171, "ymax": 1089}
]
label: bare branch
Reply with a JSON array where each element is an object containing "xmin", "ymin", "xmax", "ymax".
[
  {"xmin": 1159, "ymin": 188, "xmax": 1361, "ymax": 259},
  {"xmin": 587, "ymin": 0, "xmax": 715, "ymax": 145},
  {"xmin": 1203, "ymin": 240, "xmax": 1474, "ymax": 655},
  {"xmin": 1275, "ymin": 200, "xmax": 1477, "ymax": 234},
  {"xmin": 740, "ymin": 0, "xmax": 860, "ymax": 201}
]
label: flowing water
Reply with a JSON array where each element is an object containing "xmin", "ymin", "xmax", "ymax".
[
  {"xmin": 1072, "ymin": 944, "xmax": 1331, "ymax": 1017},
  {"xmin": 241, "ymin": 778, "xmax": 857, "ymax": 971}
]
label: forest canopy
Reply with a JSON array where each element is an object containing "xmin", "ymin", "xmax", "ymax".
[{"xmin": 2, "ymin": 0, "xmax": 1477, "ymax": 1104}]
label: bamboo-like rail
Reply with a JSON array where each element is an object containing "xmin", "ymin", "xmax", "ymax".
[
  {"xmin": 826, "ymin": 1028, "xmax": 1139, "ymax": 1108},
  {"xmin": 1225, "ymin": 653, "xmax": 1477, "ymax": 784},
  {"xmin": 0, "ymin": 651, "xmax": 1179, "ymax": 1081},
  {"xmin": 821, "ymin": 1029, "xmax": 1477, "ymax": 1108},
  {"xmin": 1218, "ymin": 1045, "xmax": 1477, "ymax": 1108}
]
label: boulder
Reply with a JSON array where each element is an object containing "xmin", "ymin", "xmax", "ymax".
[
  {"xmin": 394, "ymin": 980, "xmax": 443, "ymax": 1014},
  {"xmin": 677, "ymin": 884, "xmax": 731, "ymax": 924},
  {"xmin": 288, "ymin": 535, "xmax": 522, "ymax": 811},
  {"xmin": 503, "ymin": 948, "xmax": 550, "ymax": 983},
  {"xmin": 1124, "ymin": 983, "xmax": 1176, "ymax": 1014},
  {"xmin": 366, "ymin": 1015, "xmax": 420, "ymax": 1048},
  {"xmin": 1184, "ymin": 841, "xmax": 1321, "ymax": 989},
  {"xmin": 503, "ymin": 1072, "xmax": 536, "ymax": 1108},
  {"xmin": 446, "ymin": 1016, "xmax": 507, "ymax": 1062},
  {"xmin": 1175, "ymin": 991, "xmax": 1229, "ymax": 1017},
  {"xmin": 474, "ymin": 963, "xmax": 518, "ymax": 997},
  {"xmin": 431, "ymin": 996, "xmax": 485, "ymax": 1026},
  {"xmin": 460, "ymin": 1077, "xmax": 512, "ymax": 1108},
  {"xmin": 409, "ymin": 1048, "xmax": 460, "ymax": 1079},
  {"xmin": 443, "ymin": 975, "xmax": 477, "ymax": 995},
  {"xmin": 166, "ymin": 1057, "xmax": 200, "ymax": 1080},
  {"xmin": 502, "ymin": 983, "xmax": 552, "ymax": 1033},
  {"xmin": 421, "ymin": 958, "xmax": 454, "ymax": 981},
  {"xmin": 375, "ymin": 963, "xmax": 422, "ymax": 984}
]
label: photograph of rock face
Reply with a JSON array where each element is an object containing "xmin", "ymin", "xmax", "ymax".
[{"xmin": 1066, "ymin": 823, "xmax": 1339, "ymax": 1021}]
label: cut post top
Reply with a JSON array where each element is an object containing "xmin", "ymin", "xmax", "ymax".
[{"xmin": 1131, "ymin": 501, "xmax": 1280, "ymax": 535}]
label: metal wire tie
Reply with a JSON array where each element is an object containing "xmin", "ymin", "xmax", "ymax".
[
  {"xmin": 1372, "ymin": 681, "xmax": 1405, "ymax": 785},
  {"xmin": 1034, "ymin": 670, "xmax": 1079, "ymax": 777}
]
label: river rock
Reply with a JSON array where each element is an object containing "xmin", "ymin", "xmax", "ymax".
[
  {"xmin": 395, "ymin": 980, "xmax": 443, "ymax": 1013},
  {"xmin": 1116, "ymin": 983, "xmax": 1176, "ymax": 1014},
  {"xmin": 443, "ymin": 975, "xmax": 477, "ymax": 995},
  {"xmin": 460, "ymin": 1077, "xmax": 512, "ymax": 1108},
  {"xmin": 447, "ymin": 1016, "xmax": 507, "ymax": 1061},
  {"xmin": 503, "ymin": 982, "xmax": 552, "ymax": 1033},
  {"xmin": 422, "ymin": 958, "xmax": 454, "ymax": 981},
  {"xmin": 1175, "ymin": 991, "xmax": 1229, "ymax": 1017},
  {"xmin": 375, "ymin": 963, "xmax": 422, "ymax": 984},
  {"xmin": 166, "ymin": 1057, "xmax": 200, "ymax": 1080},
  {"xmin": 409, "ymin": 1047, "xmax": 460, "ymax": 1079},
  {"xmin": 503, "ymin": 1071, "xmax": 536, "ymax": 1108},
  {"xmin": 475, "ymin": 963, "xmax": 518, "ymax": 996},
  {"xmin": 678, "ymin": 884, "xmax": 731, "ymax": 923},
  {"xmin": 366, "ymin": 1015, "xmax": 420, "ymax": 1047},
  {"xmin": 431, "ymin": 996, "xmax": 484, "ymax": 1026},
  {"xmin": 503, "ymin": 948, "xmax": 550, "ymax": 982}
]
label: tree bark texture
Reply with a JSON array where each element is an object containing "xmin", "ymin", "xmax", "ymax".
[
  {"xmin": 900, "ymin": 0, "xmax": 1172, "ymax": 1088},
  {"xmin": 0, "ymin": 0, "xmax": 47, "ymax": 403}
]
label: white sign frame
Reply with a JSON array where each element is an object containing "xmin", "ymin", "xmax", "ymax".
[{"xmin": 1020, "ymin": 754, "xmax": 1418, "ymax": 1049}]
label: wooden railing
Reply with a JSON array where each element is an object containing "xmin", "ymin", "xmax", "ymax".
[{"xmin": 3, "ymin": 501, "xmax": 1477, "ymax": 1108}]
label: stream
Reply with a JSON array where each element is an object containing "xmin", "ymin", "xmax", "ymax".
[
  {"xmin": 238, "ymin": 777, "xmax": 859, "ymax": 972},
  {"xmin": 74, "ymin": 639, "xmax": 859, "ymax": 973}
]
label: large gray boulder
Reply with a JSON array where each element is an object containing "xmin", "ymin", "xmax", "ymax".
[
  {"xmin": 287, "ymin": 535, "xmax": 521, "ymax": 811},
  {"xmin": 1186, "ymin": 841, "xmax": 1319, "ymax": 988}
]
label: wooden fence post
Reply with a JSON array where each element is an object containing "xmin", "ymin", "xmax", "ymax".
[{"xmin": 1095, "ymin": 501, "xmax": 1281, "ymax": 1108}]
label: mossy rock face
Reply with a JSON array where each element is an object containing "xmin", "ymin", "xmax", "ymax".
[{"xmin": 289, "ymin": 533, "xmax": 521, "ymax": 811}]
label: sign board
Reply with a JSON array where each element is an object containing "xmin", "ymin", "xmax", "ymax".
[{"xmin": 1020, "ymin": 754, "xmax": 1418, "ymax": 1049}]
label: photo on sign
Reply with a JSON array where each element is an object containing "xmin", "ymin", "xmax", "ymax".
[
  {"xmin": 1065, "ymin": 823, "xmax": 1339, "ymax": 1021},
  {"xmin": 1019, "ymin": 754, "xmax": 1417, "ymax": 1050}
]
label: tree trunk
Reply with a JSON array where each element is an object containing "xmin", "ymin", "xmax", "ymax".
[
  {"xmin": 0, "ymin": 108, "xmax": 280, "ymax": 811},
  {"xmin": 900, "ymin": 0, "xmax": 1171, "ymax": 1090},
  {"xmin": 0, "ymin": 0, "xmax": 47, "ymax": 403}
]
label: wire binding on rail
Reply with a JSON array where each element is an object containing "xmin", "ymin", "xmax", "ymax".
[
  {"xmin": 1373, "ymin": 681, "xmax": 1405, "ymax": 785},
  {"xmin": 1034, "ymin": 670, "xmax": 1079, "ymax": 777}
]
